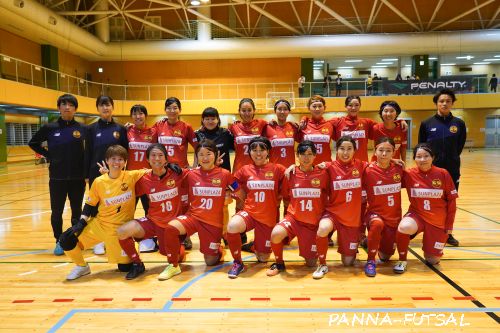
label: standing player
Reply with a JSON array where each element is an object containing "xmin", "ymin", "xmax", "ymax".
[
  {"xmin": 59, "ymin": 145, "xmax": 147, "ymax": 280},
  {"xmin": 160, "ymin": 140, "xmax": 234, "ymax": 280},
  {"xmin": 28, "ymin": 94, "xmax": 86, "ymax": 255},
  {"xmin": 266, "ymin": 141, "xmax": 329, "ymax": 276},
  {"xmin": 226, "ymin": 137, "xmax": 286, "ymax": 278},
  {"xmin": 395, "ymin": 143, "xmax": 458, "ymax": 273},
  {"xmin": 371, "ymin": 101, "xmax": 407, "ymax": 161},
  {"xmin": 418, "ymin": 89, "xmax": 465, "ymax": 247},
  {"xmin": 313, "ymin": 136, "xmax": 367, "ymax": 279},
  {"xmin": 362, "ymin": 137, "xmax": 404, "ymax": 277},
  {"xmin": 116, "ymin": 144, "xmax": 185, "ymax": 280},
  {"xmin": 84, "ymin": 95, "xmax": 128, "ymax": 255},
  {"xmin": 127, "ymin": 104, "xmax": 158, "ymax": 253}
]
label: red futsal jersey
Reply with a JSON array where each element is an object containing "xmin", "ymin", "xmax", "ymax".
[
  {"xmin": 135, "ymin": 169, "xmax": 187, "ymax": 227},
  {"xmin": 229, "ymin": 119, "xmax": 267, "ymax": 173},
  {"xmin": 404, "ymin": 166, "xmax": 458, "ymax": 229},
  {"xmin": 185, "ymin": 167, "xmax": 233, "ymax": 228},
  {"xmin": 332, "ymin": 116, "xmax": 375, "ymax": 162},
  {"xmin": 299, "ymin": 118, "xmax": 335, "ymax": 164},
  {"xmin": 325, "ymin": 159, "xmax": 367, "ymax": 227},
  {"xmin": 371, "ymin": 123, "xmax": 407, "ymax": 160},
  {"xmin": 282, "ymin": 167, "xmax": 330, "ymax": 225},
  {"xmin": 362, "ymin": 162, "xmax": 404, "ymax": 227},
  {"xmin": 155, "ymin": 119, "xmax": 197, "ymax": 167},
  {"xmin": 127, "ymin": 125, "xmax": 157, "ymax": 170},
  {"xmin": 234, "ymin": 163, "xmax": 285, "ymax": 227},
  {"xmin": 265, "ymin": 122, "xmax": 298, "ymax": 167}
]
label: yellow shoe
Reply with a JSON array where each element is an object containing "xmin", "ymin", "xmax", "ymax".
[{"xmin": 158, "ymin": 263, "xmax": 181, "ymax": 281}]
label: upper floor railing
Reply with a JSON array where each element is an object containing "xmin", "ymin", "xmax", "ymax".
[{"xmin": 0, "ymin": 53, "xmax": 492, "ymax": 102}]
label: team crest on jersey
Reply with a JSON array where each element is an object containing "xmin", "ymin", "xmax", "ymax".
[
  {"xmin": 72, "ymin": 130, "xmax": 81, "ymax": 138},
  {"xmin": 393, "ymin": 173, "xmax": 401, "ymax": 182},
  {"xmin": 144, "ymin": 135, "xmax": 153, "ymax": 141},
  {"xmin": 394, "ymin": 136, "xmax": 401, "ymax": 143},
  {"xmin": 286, "ymin": 130, "xmax": 294, "ymax": 137},
  {"xmin": 352, "ymin": 169, "xmax": 360, "ymax": 177},
  {"xmin": 251, "ymin": 127, "xmax": 259, "ymax": 134},
  {"xmin": 265, "ymin": 171, "xmax": 274, "ymax": 179},
  {"xmin": 120, "ymin": 183, "xmax": 128, "ymax": 191},
  {"xmin": 174, "ymin": 129, "xmax": 182, "ymax": 136},
  {"xmin": 212, "ymin": 178, "xmax": 221, "ymax": 186},
  {"xmin": 357, "ymin": 123, "xmax": 364, "ymax": 129},
  {"xmin": 449, "ymin": 126, "xmax": 458, "ymax": 133},
  {"xmin": 166, "ymin": 179, "xmax": 176, "ymax": 188},
  {"xmin": 113, "ymin": 131, "xmax": 120, "ymax": 139},
  {"xmin": 432, "ymin": 179, "xmax": 442, "ymax": 188},
  {"xmin": 311, "ymin": 178, "xmax": 321, "ymax": 187},
  {"xmin": 321, "ymin": 128, "xmax": 329, "ymax": 134}
]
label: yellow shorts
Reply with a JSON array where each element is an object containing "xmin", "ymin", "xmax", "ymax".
[{"xmin": 77, "ymin": 219, "xmax": 131, "ymax": 264}]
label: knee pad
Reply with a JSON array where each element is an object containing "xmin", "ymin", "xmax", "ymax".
[
  {"xmin": 59, "ymin": 228, "xmax": 78, "ymax": 251},
  {"xmin": 117, "ymin": 263, "xmax": 133, "ymax": 272}
]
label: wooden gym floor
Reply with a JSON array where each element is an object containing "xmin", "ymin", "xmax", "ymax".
[{"xmin": 0, "ymin": 149, "xmax": 498, "ymax": 332}]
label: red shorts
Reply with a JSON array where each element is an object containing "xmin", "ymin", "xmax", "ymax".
[
  {"xmin": 176, "ymin": 215, "xmax": 222, "ymax": 256},
  {"xmin": 364, "ymin": 213, "xmax": 397, "ymax": 257},
  {"xmin": 237, "ymin": 211, "xmax": 273, "ymax": 254},
  {"xmin": 322, "ymin": 212, "xmax": 359, "ymax": 256},
  {"xmin": 405, "ymin": 212, "xmax": 447, "ymax": 257},
  {"xmin": 278, "ymin": 215, "xmax": 318, "ymax": 260},
  {"xmin": 136, "ymin": 217, "xmax": 169, "ymax": 256}
]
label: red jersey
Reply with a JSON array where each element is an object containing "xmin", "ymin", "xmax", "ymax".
[
  {"xmin": 282, "ymin": 167, "xmax": 330, "ymax": 226},
  {"xmin": 299, "ymin": 118, "xmax": 335, "ymax": 164},
  {"xmin": 234, "ymin": 163, "xmax": 285, "ymax": 227},
  {"xmin": 325, "ymin": 159, "xmax": 367, "ymax": 227},
  {"xmin": 229, "ymin": 119, "xmax": 267, "ymax": 173},
  {"xmin": 332, "ymin": 116, "xmax": 376, "ymax": 162},
  {"xmin": 127, "ymin": 125, "xmax": 157, "ymax": 170},
  {"xmin": 371, "ymin": 122, "xmax": 407, "ymax": 160},
  {"xmin": 185, "ymin": 167, "xmax": 233, "ymax": 228},
  {"xmin": 362, "ymin": 162, "xmax": 403, "ymax": 227},
  {"xmin": 135, "ymin": 169, "xmax": 187, "ymax": 227},
  {"xmin": 155, "ymin": 119, "xmax": 197, "ymax": 167},
  {"xmin": 264, "ymin": 122, "xmax": 298, "ymax": 167},
  {"xmin": 404, "ymin": 166, "xmax": 458, "ymax": 229}
]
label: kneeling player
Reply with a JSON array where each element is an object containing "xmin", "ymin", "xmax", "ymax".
[{"xmin": 267, "ymin": 141, "xmax": 329, "ymax": 276}]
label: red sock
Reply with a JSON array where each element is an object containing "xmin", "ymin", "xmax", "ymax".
[
  {"xmin": 119, "ymin": 238, "xmax": 141, "ymax": 264},
  {"xmin": 226, "ymin": 232, "xmax": 243, "ymax": 263},
  {"xmin": 359, "ymin": 202, "xmax": 368, "ymax": 237},
  {"xmin": 367, "ymin": 219, "xmax": 384, "ymax": 261},
  {"xmin": 164, "ymin": 224, "xmax": 181, "ymax": 266},
  {"xmin": 316, "ymin": 235, "xmax": 329, "ymax": 265},
  {"xmin": 396, "ymin": 231, "xmax": 410, "ymax": 261},
  {"xmin": 271, "ymin": 241, "xmax": 284, "ymax": 264}
]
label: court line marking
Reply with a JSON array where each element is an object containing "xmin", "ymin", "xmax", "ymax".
[
  {"xmin": 445, "ymin": 247, "xmax": 500, "ymax": 257},
  {"xmin": 408, "ymin": 248, "xmax": 500, "ymax": 324},
  {"xmin": 457, "ymin": 207, "xmax": 499, "ymax": 225},
  {"xmin": 0, "ymin": 168, "xmax": 47, "ymax": 177},
  {"xmin": 453, "ymin": 227, "xmax": 500, "ymax": 232},
  {"xmin": 0, "ymin": 250, "xmax": 49, "ymax": 259},
  {"xmin": 52, "ymin": 263, "xmax": 69, "ymax": 268},
  {"xmin": 18, "ymin": 270, "xmax": 37, "ymax": 276},
  {"xmin": 0, "ymin": 210, "xmax": 51, "ymax": 221}
]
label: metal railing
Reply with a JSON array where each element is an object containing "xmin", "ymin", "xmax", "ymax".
[{"xmin": 0, "ymin": 53, "xmax": 493, "ymax": 101}]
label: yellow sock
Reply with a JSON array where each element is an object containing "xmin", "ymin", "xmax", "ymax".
[{"xmin": 65, "ymin": 247, "xmax": 86, "ymax": 266}]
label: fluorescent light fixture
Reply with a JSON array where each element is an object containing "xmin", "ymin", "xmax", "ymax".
[
  {"xmin": 429, "ymin": 57, "xmax": 438, "ymax": 60},
  {"xmin": 495, "ymin": 55, "xmax": 500, "ymax": 58},
  {"xmin": 376, "ymin": 62, "xmax": 392, "ymax": 65},
  {"xmin": 473, "ymin": 62, "xmax": 490, "ymax": 65},
  {"xmin": 190, "ymin": 0, "xmax": 201, "ymax": 5},
  {"xmin": 440, "ymin": 63, "xmax": 456, "ymax": 66},
  {"xmin": 313, "ymin": 60, "xmax": 324, "ymax": 63},
  {"xmin": 382, "ymin": 58, "xmax": 398, "ymax": 61},
  {"xmin": 345, "ymin": 59, "xmax": 363, "ymax": 63},
  {"xmin": 483, "ymin": 59, "xmax": 500, "ymax": 61},
  {"xmin": 98, "ymin": 67, "xmax": 104, "ymax": 73},
  {"xmin": 456, "ymin": 56, "xmax": 474, "ymax": 59},
  {"xmin": 404, "ymin": 64, "xmax": 412, "ymax": 67},
  {"xmin": 338, "ymin": 66, "xmax": 354, "ymax": 69},
  {"xmin": 371, "ymin": 65, "xmax": 387, "ymax": 68}
]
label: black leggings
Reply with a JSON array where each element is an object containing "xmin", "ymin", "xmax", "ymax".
[{"xmin": 49, "ymin": 179, "xmax": 86, "ymax": 241}]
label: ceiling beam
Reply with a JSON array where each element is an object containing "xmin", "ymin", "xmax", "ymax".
[
  {"xmin": 474, "ymin": 0, "xmax": 485, "ymax": 29},
  {"xmin": 230, "ymin": 5, "xmax": 249, "ymax": 36},
  {"xmin": 379, "ymin": 0, "xmax": 421, "ymax": 31},
  {"xmin": 367, "ymin": 0, "xmax": 382, "ymax": 32},
  {"xmin": 290, "ymin": 1, "xmax": 306, "ymax": 34},
  {"xmin": 431, "ymin": 0, "xmax": 496, "ymax": 31},
  {"xmin": 426, "ymin": 0, "xmax": 444, "ymax": 30},
  {"xmin": 411, "ymin": 0, "xmax": 423, "ymax": 31},
  {"xmin": 123, "ymin": 12, "xmax": 187, "ymax": 38},
  {"xmin": 487, "ymin": 3, "xmax": 500, "ymax": 28},
  {"xmin": 185, "ymin": 7, "xmax": 245, "ymax": 37},
  {"xmin": 350, "ymin": 0, "xmax": 364, "ymax": 32},
  {"xmin": 314, "ymin": 0, "xmax": 361, "ymax": 33}
]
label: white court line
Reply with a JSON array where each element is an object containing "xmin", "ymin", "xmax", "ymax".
[
  {"xmin": 52, "ymin": 263, "xmax": 69, "ymax": 268},
  {"xmin": 85, "ymin": 256, "xmax": 98, "ymax": 260},
  {"xmin": 18, "ymin": 270, "xmax": 38, "ymax": 276},
  {"xmin": 0, "ymin": 168, "xmax": 46, "ymax": 177},
  {"xmin": 0, "ymin": 210, "xmax": 51, "ymax": 221}
]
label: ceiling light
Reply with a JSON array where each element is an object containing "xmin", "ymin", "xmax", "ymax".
[
  {"xmin": 404, "ymin": 64, "xmax": 412, "ymax": 67},
  {"xmin": 440, "ymin": 63, "xmax": 456, "ymax": 66},
  {"xmin": 190, "ymin": 0, "xmax": 201, "ymax": 5},
  {"xmin": 338, "ymin": 66, "xmax": 354, "ymax": 69},
  {"xmin": 345, "ymin": 59, "xmax": 363, "ymax": 63},
  {"xmin": 429, "ymin": 57, "xmax": 438, "ymax": 60},
  {"xmin": 371, "ymin": 65, "xmax": 387, "ymax": 68},
  {"xmin": 473, "ymin": 62, "xmax": 490, "ymax": 65},
  {"xmin": 376, "ymin": 62, "xmax": 392, "ymax": 65},
  {"xmin": 495, "ymin": 55, "xmax": 500, "ymax": 58},
  {"xmin": 381, "ymin": 58, "xmax": 398, "ymax": 61},
  {"xmin": 483, "ymin": 59, "xmax": 500, "ymax": 61},
  {"xmin": 200, "ymin": 0, "xmax": 210, "ymax": 3},
  {"xmin": 98, "ymin": 67, "xmax": 104, "ymax": 73},
  {"xmin": 456, "ymin": 56, "xmax": 474, "ymax": 59}
]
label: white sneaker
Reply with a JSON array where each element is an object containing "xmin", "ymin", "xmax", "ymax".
[
  {"xmin": 93, "ymin": 242, "xmax": 106, "ymax": 255},
  {"xmin": 66, "ymin": 265, "xmax": 91, "ymax": 280},
  {"xmin": 312, "ymin": 264, "xmax": 328, "ymax": 279},
  {"xmin": 139, "ymin": 238, "xmax": 157, "ymax": 253},
  {"xmin": 393, "ymin": 261, "xmax": 408, "ymax": 274}
]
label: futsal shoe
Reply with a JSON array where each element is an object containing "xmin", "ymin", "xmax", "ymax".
[
  {"xmin": 66, "ymin": 265, "xmax": 90, "ymax": 280},
  {"xmin": 241, "ymin": 241, "xmax": 254, "ymax": 253},
  {"xmin": 359, "ymin": 235, "xmax": 368, "ymax": 249},
  {"xmin": 126, "ymin": 262, "xmax": 145, "ymax": 280},
  {"xmin": 447, "ymin": 234, "xmax": 459, "ymax": 247},
  {"xmin": 228, "ymin": 261, "xmax": 245, "ymax": 278},
  {"xmin": 328, "ymin": 238, "xmax": 335, "ymax": 247},
  {"xmin": 393, "ymin": 261, "xmax": 408, "ymax": 274},
  {"xmin": 139, "ymin": 238, "xmax": 158, "ymax": 253},
  {"xmin": 182, "ymin": 237, "xmax": 193, "ymax": 250},
  {"xmin": 312, "ymin": 264, "xmax": 328, "ymax": 279},
  {"xmin": 53, "ymin": 242, "xmax": 64, "ymax": 256},
  {"xmin": 93, "ymin": 242, "xmax": 106, "ymax": 255},
  {"xmin": 158, "ymin": 264, "xmax": 181, "ymax": 281},
  {"xmin": 266, "ymin": 262, "xmax": 286, "ymax": 276},
  {"xmin": 364, "ymin": 260, "xmax": 377, "ymax": 277}
]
